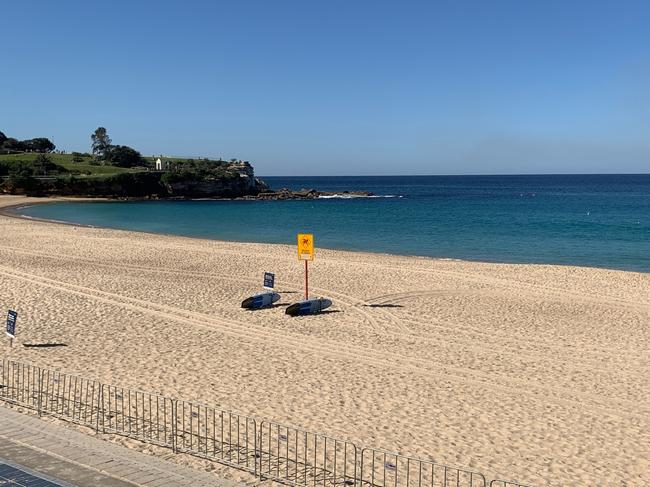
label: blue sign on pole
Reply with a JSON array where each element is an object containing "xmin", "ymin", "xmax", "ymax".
[
  {"xmin": 263, "ymin": 272, "xmax": 275, "ymax": 289},
  {"xmin": 6, "ymin": 310, "xmax": 17, "ymax": 339}
]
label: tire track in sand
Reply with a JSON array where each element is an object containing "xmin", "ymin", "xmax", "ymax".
[
  {"xmin": 0, "ymin": 245, "xmax": 641, "ymax": 369},
  {"xmin": 0, "ymin": 245, "xmax": 400, "ymax": 334},
  {"xmin": 348, "ymin": 259, "xmax": 650, "ymax": 314},
  {"xmin": 1, "ymin": 265, "xmax": 648, "ymax": 423},
  {"xmin": 365, "ymin": 289, "xmax": 650, "ymax": 370}
]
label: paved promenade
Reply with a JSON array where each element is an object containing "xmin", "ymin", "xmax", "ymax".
[{"xmin": 0, "ymin": 405, "xmax": 246, "ymax": 487}]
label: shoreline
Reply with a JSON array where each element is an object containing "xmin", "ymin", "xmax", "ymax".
[
  {"xmin": 0, "ymin": 196, "xmax": 475, "ymax": 266},
  {"xmin": 0, "ymin": 196, "xmax": 108, "ymax": 229},
  {"xmin": 3, "ymin": 195, "xmax": 646, "ymax": 275}
]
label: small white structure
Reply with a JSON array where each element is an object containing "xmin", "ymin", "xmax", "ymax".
[{"xmin": 155, "ymin": 158, "xmax": 171, "ymax": 171}]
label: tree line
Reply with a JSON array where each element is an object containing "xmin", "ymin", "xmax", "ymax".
[
  {"xmin": 0, "ymin": 127, "xmax": 145, "ymax": 168},
  {"xmin": 0, "ymin": 131, "xmax": 55, "ymax": 153}
]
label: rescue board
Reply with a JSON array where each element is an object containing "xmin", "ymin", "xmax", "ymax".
[
  {"xmin": 241, "ymin": 292, "xmax": 281, "ymax": 309},
  {"xmin": 285, "ymin": 298, "xmax": 332, "ymax": 316}
]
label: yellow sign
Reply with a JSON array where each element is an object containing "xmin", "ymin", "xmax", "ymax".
[{"xmin": 297, "ymin": 233, "xmax": 314, "ymax": 261}]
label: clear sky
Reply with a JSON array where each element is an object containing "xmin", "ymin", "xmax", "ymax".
[{"xmin": 2, "ymin": 1, "xmax": 649, "ymax": 175}]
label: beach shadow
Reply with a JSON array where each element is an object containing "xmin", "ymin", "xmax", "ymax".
[
  {"xmin": 286, "ymin": 309, "xmax": 341, "ymax": 317},
  {"xmin": 22, "ymin": 343, "xmax": 68, "ymax": 348},
  {"xmin": 243, "ymin": 304, "xmax": 291, "ymax": 311},
  {"xmin": 363, "ymin": 304, "xmax": 404, "ymax": 308}
]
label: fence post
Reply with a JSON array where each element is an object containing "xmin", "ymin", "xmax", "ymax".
[
  {"xmin": 358, "ymin": 448, "xmax": 364, "ymax": 487},
  {"xmin": 257, "ymin": 420, "xmax": 264, "ymax": 482},
  {"xmin": 171, "ymin": 399, "xmax": 178, "ymax": 454},
  {"xmin": 37, "ymin": 368, "xmax": 43, "ymax": 417},
  {"xmin": 96, "ymin": 383, "xmax": 104, "ymax": 434},
  {"xmin": 1, "ymin": 360, "xmax": 6, "ymax": 402},
  {"xmin": 253, "ymin": 419, "xmax": 258, "ymax": 479}
]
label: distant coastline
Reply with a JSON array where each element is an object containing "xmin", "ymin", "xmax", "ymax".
[{"xmin": 0, "ymin": 151, "xmax": 379, "ymax": 200}]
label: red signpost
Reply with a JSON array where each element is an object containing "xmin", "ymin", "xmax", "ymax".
[{"xmin": 297, "ymin": 234, "xmax": 314, "ymax": 300}]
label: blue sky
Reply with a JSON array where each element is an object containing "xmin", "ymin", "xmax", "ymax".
[{"xmin": 2, "ymin": 1, "xmax": 649, "ymax": 175}]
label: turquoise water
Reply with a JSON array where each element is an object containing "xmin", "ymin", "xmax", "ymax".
[{"xmin": 18, "ymin": 175, "xmax": 650, "ymax": 272}]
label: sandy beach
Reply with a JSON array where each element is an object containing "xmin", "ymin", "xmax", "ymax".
[{"xmin": 0, "ymin": 195, "xmax": 648, "ymax": 486}]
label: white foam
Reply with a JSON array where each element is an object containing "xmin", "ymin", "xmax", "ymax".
[{"xmin": 318, "ymin": 194, "xmax": 401, "ymax": 199}]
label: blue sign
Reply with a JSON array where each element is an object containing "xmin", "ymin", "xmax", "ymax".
[
  {"xmin": 263, "ymin": 272, "xmax": 275, "ymax": 289},
  {"xmin": 6, "ymin": 310, "xmax": 17, "ymax": 339}
]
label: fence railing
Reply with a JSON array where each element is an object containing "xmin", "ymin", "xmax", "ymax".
[
  {"xmin": 100, "ymin": 384, "xmax": 175, "ymax": 449},
  {"xmin": 359, "ymin": 448, "xmax": 486, "ymax": 487},
  {"xmin": 258, "ymin": 420, "xmax": 357, "ymax": 486},
  {"xmin": 0, "ymin": 359, "xmax": 535, "ymax": 487},
  {"xmin": 174, "ymin": 399, "xmax": 258, "ymax": 475}
]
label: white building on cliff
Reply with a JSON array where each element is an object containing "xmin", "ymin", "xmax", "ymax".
[{"xmin": 155, "ymin": 158, "xmax": 171, "ymax": 171}]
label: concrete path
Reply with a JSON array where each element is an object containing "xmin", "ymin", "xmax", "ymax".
[{"xmin": 0, "ymin": 405, "xmax": 247, "ymax": 487}]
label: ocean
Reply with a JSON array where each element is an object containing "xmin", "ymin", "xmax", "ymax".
[{"xmin": 17, "ymin": 174, "xmax": 650, "ymax": 272}]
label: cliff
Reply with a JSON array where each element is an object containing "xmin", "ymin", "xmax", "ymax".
[
  {"xmin": 2, "ymin": 159, "xmax": 269, "ymax": 199},
  {"xmin": 163, "ymin": 174, "xmax": 268, "ymax": 198}
]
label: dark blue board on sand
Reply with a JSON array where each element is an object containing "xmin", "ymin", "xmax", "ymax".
[{"xmin": 285, "ymin": 298, "xmax": 332, "ymax": 316}]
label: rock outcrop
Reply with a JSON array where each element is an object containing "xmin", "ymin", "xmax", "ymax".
[
  {"xmin": 240, "ymin": 188, "xmax": 374, "ymax": 200},
  {"xmin": 164, "ymin": 176, "xmax": 268, "ymax": 199}
]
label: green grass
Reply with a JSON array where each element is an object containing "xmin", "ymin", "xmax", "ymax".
[
  {"xmin": 0, "ymin": 153, "xmax": 235, "ymax": 179},
  {"xmin": 0, "ymin": 153, "xmax": 141, "ymax": 176}
]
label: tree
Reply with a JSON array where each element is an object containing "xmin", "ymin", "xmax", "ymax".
[
  {"xmin": 105, "ymin": 145, "xmax": 143, "ymax": 167},
  {"xmin": 33, "ymin": 153, "xmax": 54, "ymax": 175},
  {"xmin": 0, "ymin": 131, "xmax": 7, "ymax": 147},
  {"xmin": 8, "ymin": 161, "xmax": 34, "ymax": 178},
  {"xmin": 2, "ymin": 138, "xmax": 25, "ymax": 151},
  {"xmin": 23, "ymin": 137, "xmax": 55, "ymax": 153},
  {"xmin": 91, "ymin": 127, "xmax": 112, "ymax": 159}
]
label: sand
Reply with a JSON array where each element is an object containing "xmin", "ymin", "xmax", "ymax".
[{"xmin": 0, "ymin": 195, "xmax": 648, "ymax": 486}]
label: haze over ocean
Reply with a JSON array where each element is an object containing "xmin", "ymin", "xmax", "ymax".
[{"xmin": 19, "ymin": 174, "xmax": 650, "ymax": 272}]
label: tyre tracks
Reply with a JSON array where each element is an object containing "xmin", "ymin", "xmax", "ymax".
[
  {"xmin": 366, "ymin": 289, "xmax": 650, "ymax": 369},
  {"xmin": 0, "ymin": 245, "xmax": 644, "ymax": 376},
  {"xmin": 1, "ymin": 264, "xmax": 648, "ymax": 423},
  {"xmin": 0, "ymin": 245, "xmax": 400, "ymax": 334}
]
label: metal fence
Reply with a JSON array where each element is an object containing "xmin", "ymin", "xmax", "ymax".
[
  {"xmin": 174, "ymin": 399, "xmax": 258, "ymax": 475},
  {"xmin": 258, "ymin": 420, "xmax": 357, "ymax": 486},
  {"xmin": 359, "ymin": 448, "xmax": 486, "ymax": 487},
  {"xmin": 0, "ymin": 359, "xmax": 535, "ymax": 487},
  {"xmin": 100, "ymin": 384, "xmax": 175, "ymax": 449},
  {"xmin": 42, "ymin": 367, "xmax": 101, "ymax": 428}
]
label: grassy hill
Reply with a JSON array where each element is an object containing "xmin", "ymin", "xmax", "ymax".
[
  {"xmin": 0, "ymin": 152, "xmax": 264, "ymax": 198},
  {"xmin": 0, "ymin": 152, "xmax": 140, "ymax": 177}
]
